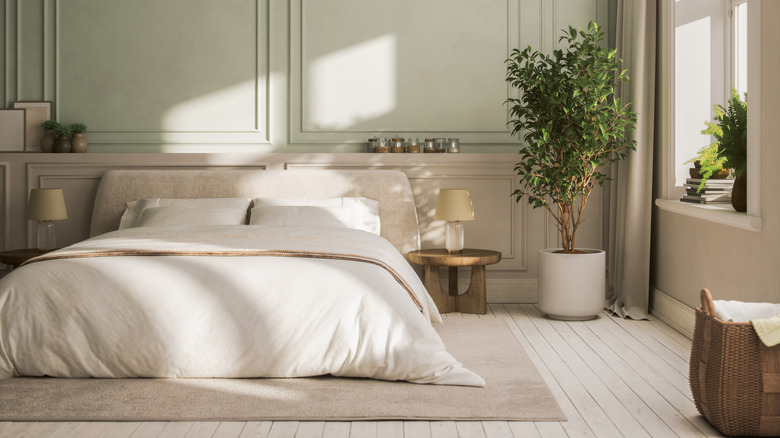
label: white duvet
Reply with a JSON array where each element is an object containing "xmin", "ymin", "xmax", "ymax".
[{"xmin": 0, "ymin": 225, "xmax": 484, "ymax": 386}]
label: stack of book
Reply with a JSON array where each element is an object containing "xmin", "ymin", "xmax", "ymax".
[{"xmin": 681, "ymin": 178, "xmax": 734, "ymax": 204}]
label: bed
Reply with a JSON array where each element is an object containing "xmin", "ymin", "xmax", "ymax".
[{"xmin": 0, "ymin": 169, "xmax": 484, "ymax": 387}]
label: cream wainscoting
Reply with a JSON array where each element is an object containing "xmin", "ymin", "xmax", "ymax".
[{"xmin": 1, "ymin": 152, "xmax": 610, "ymax": 304}]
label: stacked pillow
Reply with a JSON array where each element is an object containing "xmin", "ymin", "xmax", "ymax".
[{"xmin": 119, "ymin": 197, "xmax": 381, "ymax": 235}]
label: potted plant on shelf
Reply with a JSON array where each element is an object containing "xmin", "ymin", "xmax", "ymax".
[
  {"xmin": 69, "ymin": 123, "xmax": 88, "ymax": 153},
  {"xmin": 40, "ymin": 120, "xmax": 60, "ymax": 153},
  {"xmin": 505, "ymin": 21, "xmax": 637, "ymax": 320},
  {"xmin": 53, "ymin": 124, "xmax": 72, "ymax": 153},
  {"xmin": 695, "ymin": 89, "xmax": 747, "ymax": 212}
]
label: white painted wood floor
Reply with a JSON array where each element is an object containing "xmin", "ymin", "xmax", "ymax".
[{"xmin": 0, "ymin": 304, "xmax": 721, "ymax": 438}]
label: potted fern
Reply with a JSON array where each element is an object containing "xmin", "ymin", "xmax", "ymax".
[
  {"xmin": 694, "ymin": 89, "xmax": 747, "ymax": 211},
  {"xmin": 506, "ymin": 21, "xmax": 637, "ymax": 319}
]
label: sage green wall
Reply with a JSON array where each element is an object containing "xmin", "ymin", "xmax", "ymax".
[
  {"xmin": 1, "ymin": 0, "xmax": 607, "ymax": 153},
  {"xmin": 652, "ymin": 0, "xmax": 780, "ymax": 308}
]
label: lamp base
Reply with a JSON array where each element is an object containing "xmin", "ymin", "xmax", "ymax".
[
  {"xmin": 37, "ymin": 220, "xmax": 56, "ymax": 251},
  {"xmin": 445, "ymin": 221, "xmax": 464, "ymax": 253}
]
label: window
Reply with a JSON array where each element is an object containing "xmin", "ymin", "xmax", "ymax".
[
  {"xmin": 731, "ymin": 0, "xmax": 748, "ymax": 97},
  {"xmin": 657, "ymin": 0, "xmax": 761, "ymax": 230}
]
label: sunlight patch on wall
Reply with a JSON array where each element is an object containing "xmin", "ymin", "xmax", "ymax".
[
  {"xmin": 305, "ymin": 34, "xmax": 396, "ymax": 130},
  {"xmin": 161, "ymin": 79, "xmax": 258, "ymax": 133}
]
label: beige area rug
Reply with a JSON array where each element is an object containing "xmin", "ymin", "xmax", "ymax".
[{"xmin": 0, "ymin": 317, "xmax": 565, "ymax": 422}]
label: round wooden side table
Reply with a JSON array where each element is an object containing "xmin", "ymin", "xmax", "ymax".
[{"xmin": 407, "ymin": 248, "xmax": 502, "ymax": 314}]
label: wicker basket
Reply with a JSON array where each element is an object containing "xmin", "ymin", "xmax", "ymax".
[{"xmin": 690, "ymin": 288, "xmax": 780, "ymax": 436}]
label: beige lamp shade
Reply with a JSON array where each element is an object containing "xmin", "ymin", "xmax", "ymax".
[
  {"xmin": 435, "ymin": 188, "xmax": 475, "ymax": 221},
  {"xmin": 26, "ymin": 188, "xmax": 68, "ymax": 221}
]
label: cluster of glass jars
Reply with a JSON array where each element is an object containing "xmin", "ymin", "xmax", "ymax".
[{"xmin": 367, "ymin": 137, "xmax": 460, "ymax": 153}]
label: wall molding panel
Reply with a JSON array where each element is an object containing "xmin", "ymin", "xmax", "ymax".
[
  {"xmin": 37, "ymin": 0, "xmax": 271, "ymax": 148},
  {"xmin": 5, "ymin": 0, "xmax": 609, "ymax": 152}
]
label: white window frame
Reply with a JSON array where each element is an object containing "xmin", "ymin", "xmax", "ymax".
[{"xmin": 656, "ymin": 0, "xmax": 761, "ymax": 231}]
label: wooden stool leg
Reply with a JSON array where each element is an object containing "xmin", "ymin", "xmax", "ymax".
[
  {"xmin": 456, "ymin": 265, "xmax": 487, "ymax": 314},
  {"xmin": 424, "ymin": 265, "xmax": 455, "ymax": 313}
]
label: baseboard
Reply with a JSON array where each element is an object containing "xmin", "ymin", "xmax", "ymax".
[
  {"xmin": 487, "ymin": 278, "xmax": 537, "ymax": 304},
  {"xmin": 650, "ymin": 287, "xmax": 695, "ymax": 339}
]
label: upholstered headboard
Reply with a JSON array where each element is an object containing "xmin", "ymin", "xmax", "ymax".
[{"xmin": 89, "ymin": 169, "xmax": 421, "ymax": 255}]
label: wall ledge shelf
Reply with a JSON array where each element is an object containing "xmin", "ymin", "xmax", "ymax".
[{"xmin": 654, "ymin": 198, "xmax": 762, "ymax": 231}]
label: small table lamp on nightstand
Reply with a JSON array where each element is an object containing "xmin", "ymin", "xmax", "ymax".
[
  {"xmin": 434, "ymin": 188, "xmax": 474, "ymax": 253},
  {"xmin": 26, "ymin": 188, "xmax": 68, "ymax": 251}
]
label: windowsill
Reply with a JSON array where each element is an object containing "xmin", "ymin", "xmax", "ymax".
[{"xmin": 655, "ymin": 199, "xmax": 762, "ymax": 231}]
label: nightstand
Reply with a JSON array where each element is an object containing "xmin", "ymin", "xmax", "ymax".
[
  {"xmin": 0, "ymin": 248, "xmax": 54, "ymax": 269},
  {"xmin": 407, "ymin": 248, "xmax": 502, "ymax": 314}
]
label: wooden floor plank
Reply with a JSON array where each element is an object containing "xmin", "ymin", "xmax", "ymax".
[
  {"xmin": 129, "ymin": 421, "xmax": 168, "ymax": 438},
  {"xmin": 158, "ymin": 421, "xmax": 194, "ymax": 438},
  {"xmin": 322, "ymin": 422, "xmax": 351, "ymax": 438},
  {"xmin": 349, "ymin": 421, "xmax": 377, "ymax": 438},
  {"xmin": 514, "ymin": 304, "xmax": 620, "ymax": 437},
  {"xmin": 184, "ymin": 421, "xmax": 220, "ymax": 438},
  {"xmin": 481, "ymin": 421, "xmax": 512, "ymax": 438},
  {"xmin": 567, "ymin": 319, "xmax": 698, "ymax": 437},
  {"xmin": 506, "ymin": 422, "xmax": 541, "ymax": 438},
  {"xmin": 429, "ymin": 421, "xmax": 457, "ymax": 438},
  {"xmin": 558, "ymin": 318, "xmax": 675, "ymax": 437},
  {"xmin": 213, "ymin": 422, "xmax": 247, "ymax": 438},
  {"xmin": 609, "ymin": 312, "xmax": 690, "ymax": 379},
  {"xmin": 102, "ymin": 422, "xmax": 143, "ymax": 438},
  {"xmin": 267, "ymin": 421, "xmax": 299, "ymax": 438},
  {"xmin": 524, "ymin": 307, "xmax": 651, "ymax": 437},
  {"xmin": 493, "ymin": 304, "xmax": 596, "ymax": 438},
  {"xmin": 403, "ymin": 421, "xmax": 431, "ymax": 438},
  {"xmin": 376, "ymin": 421, "xmax": 403, "ymax": 438},
  {"xmin": 587, "ymin": 313, "xmax": 719, "ymax": 437},
  {"xmin": 239, "ymin": 421, "xmax": 273, "ymax": 438},
  {"xmin": 295, "ymin": 421, "xmax": 326, "ymax": 438},
  {"xmin": 454, "ymin": 421, "xmax": 486, "ymax": 438}
]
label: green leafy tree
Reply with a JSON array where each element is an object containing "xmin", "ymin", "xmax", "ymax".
[{"xmin": 506, "ymin": 21, "xmax": 637, "ymax": 254}]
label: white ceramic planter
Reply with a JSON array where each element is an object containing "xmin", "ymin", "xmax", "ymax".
[{"xmin": 537, "ymin": 248, "xmax": 606, "ymax": 320}]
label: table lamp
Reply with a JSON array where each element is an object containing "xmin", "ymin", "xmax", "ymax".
[
  {"xmin": 435, "ymin": 188, "xmax": 475, "ymax": 253},
  {"xmin": 26, "ymin": 188, "xmax": 68, "ymax": 250}
]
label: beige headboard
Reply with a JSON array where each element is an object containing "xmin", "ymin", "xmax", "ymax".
[{"xmin": 89, "ymin": 169, "xmax": 421, "ymax": 255}]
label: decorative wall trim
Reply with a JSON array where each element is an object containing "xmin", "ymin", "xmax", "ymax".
[
  {"xmin": 650, "ymin": 286, "xmax": 695, "ymax": 339},
  {"xmin": 49, "ymin": 0, "xmax": 271, "ymax": 145},
  {"xmin": 288, "ymin": 0, "xmax": 521, "ymax": 145}
]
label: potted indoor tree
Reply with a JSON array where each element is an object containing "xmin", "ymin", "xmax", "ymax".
[
  {"xmin": 695, "ymin": 89, "xmax": 747, "ymax": 212},
  {"xmin": 506, "ymin": 21, "xmax": 637, "ymax": 320}
]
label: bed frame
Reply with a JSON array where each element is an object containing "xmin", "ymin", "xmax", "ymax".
[{"xmin": 89, "ymin": 169, "xmax": 421, "ymax": 255}]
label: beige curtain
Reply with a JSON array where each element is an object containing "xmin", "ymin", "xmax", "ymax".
[{"xmin": 605, "ymin": 0, "xmax": 657, "ymax": 319}]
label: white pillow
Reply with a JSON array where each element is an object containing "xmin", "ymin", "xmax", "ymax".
[
  {"xmin": 119, "ymin": 198, "xmax": 251, "ymax": 229},
  {"xmin": 249, "ymin": 206, "xmax": 354, "ymax": 229},
  {"xmin": 136, "ymin": 206, "xmax": 248, "ymax": 228},
  {"xmin": 251, "ymin": 197, "xmax": 380, "ymax": 234}
]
